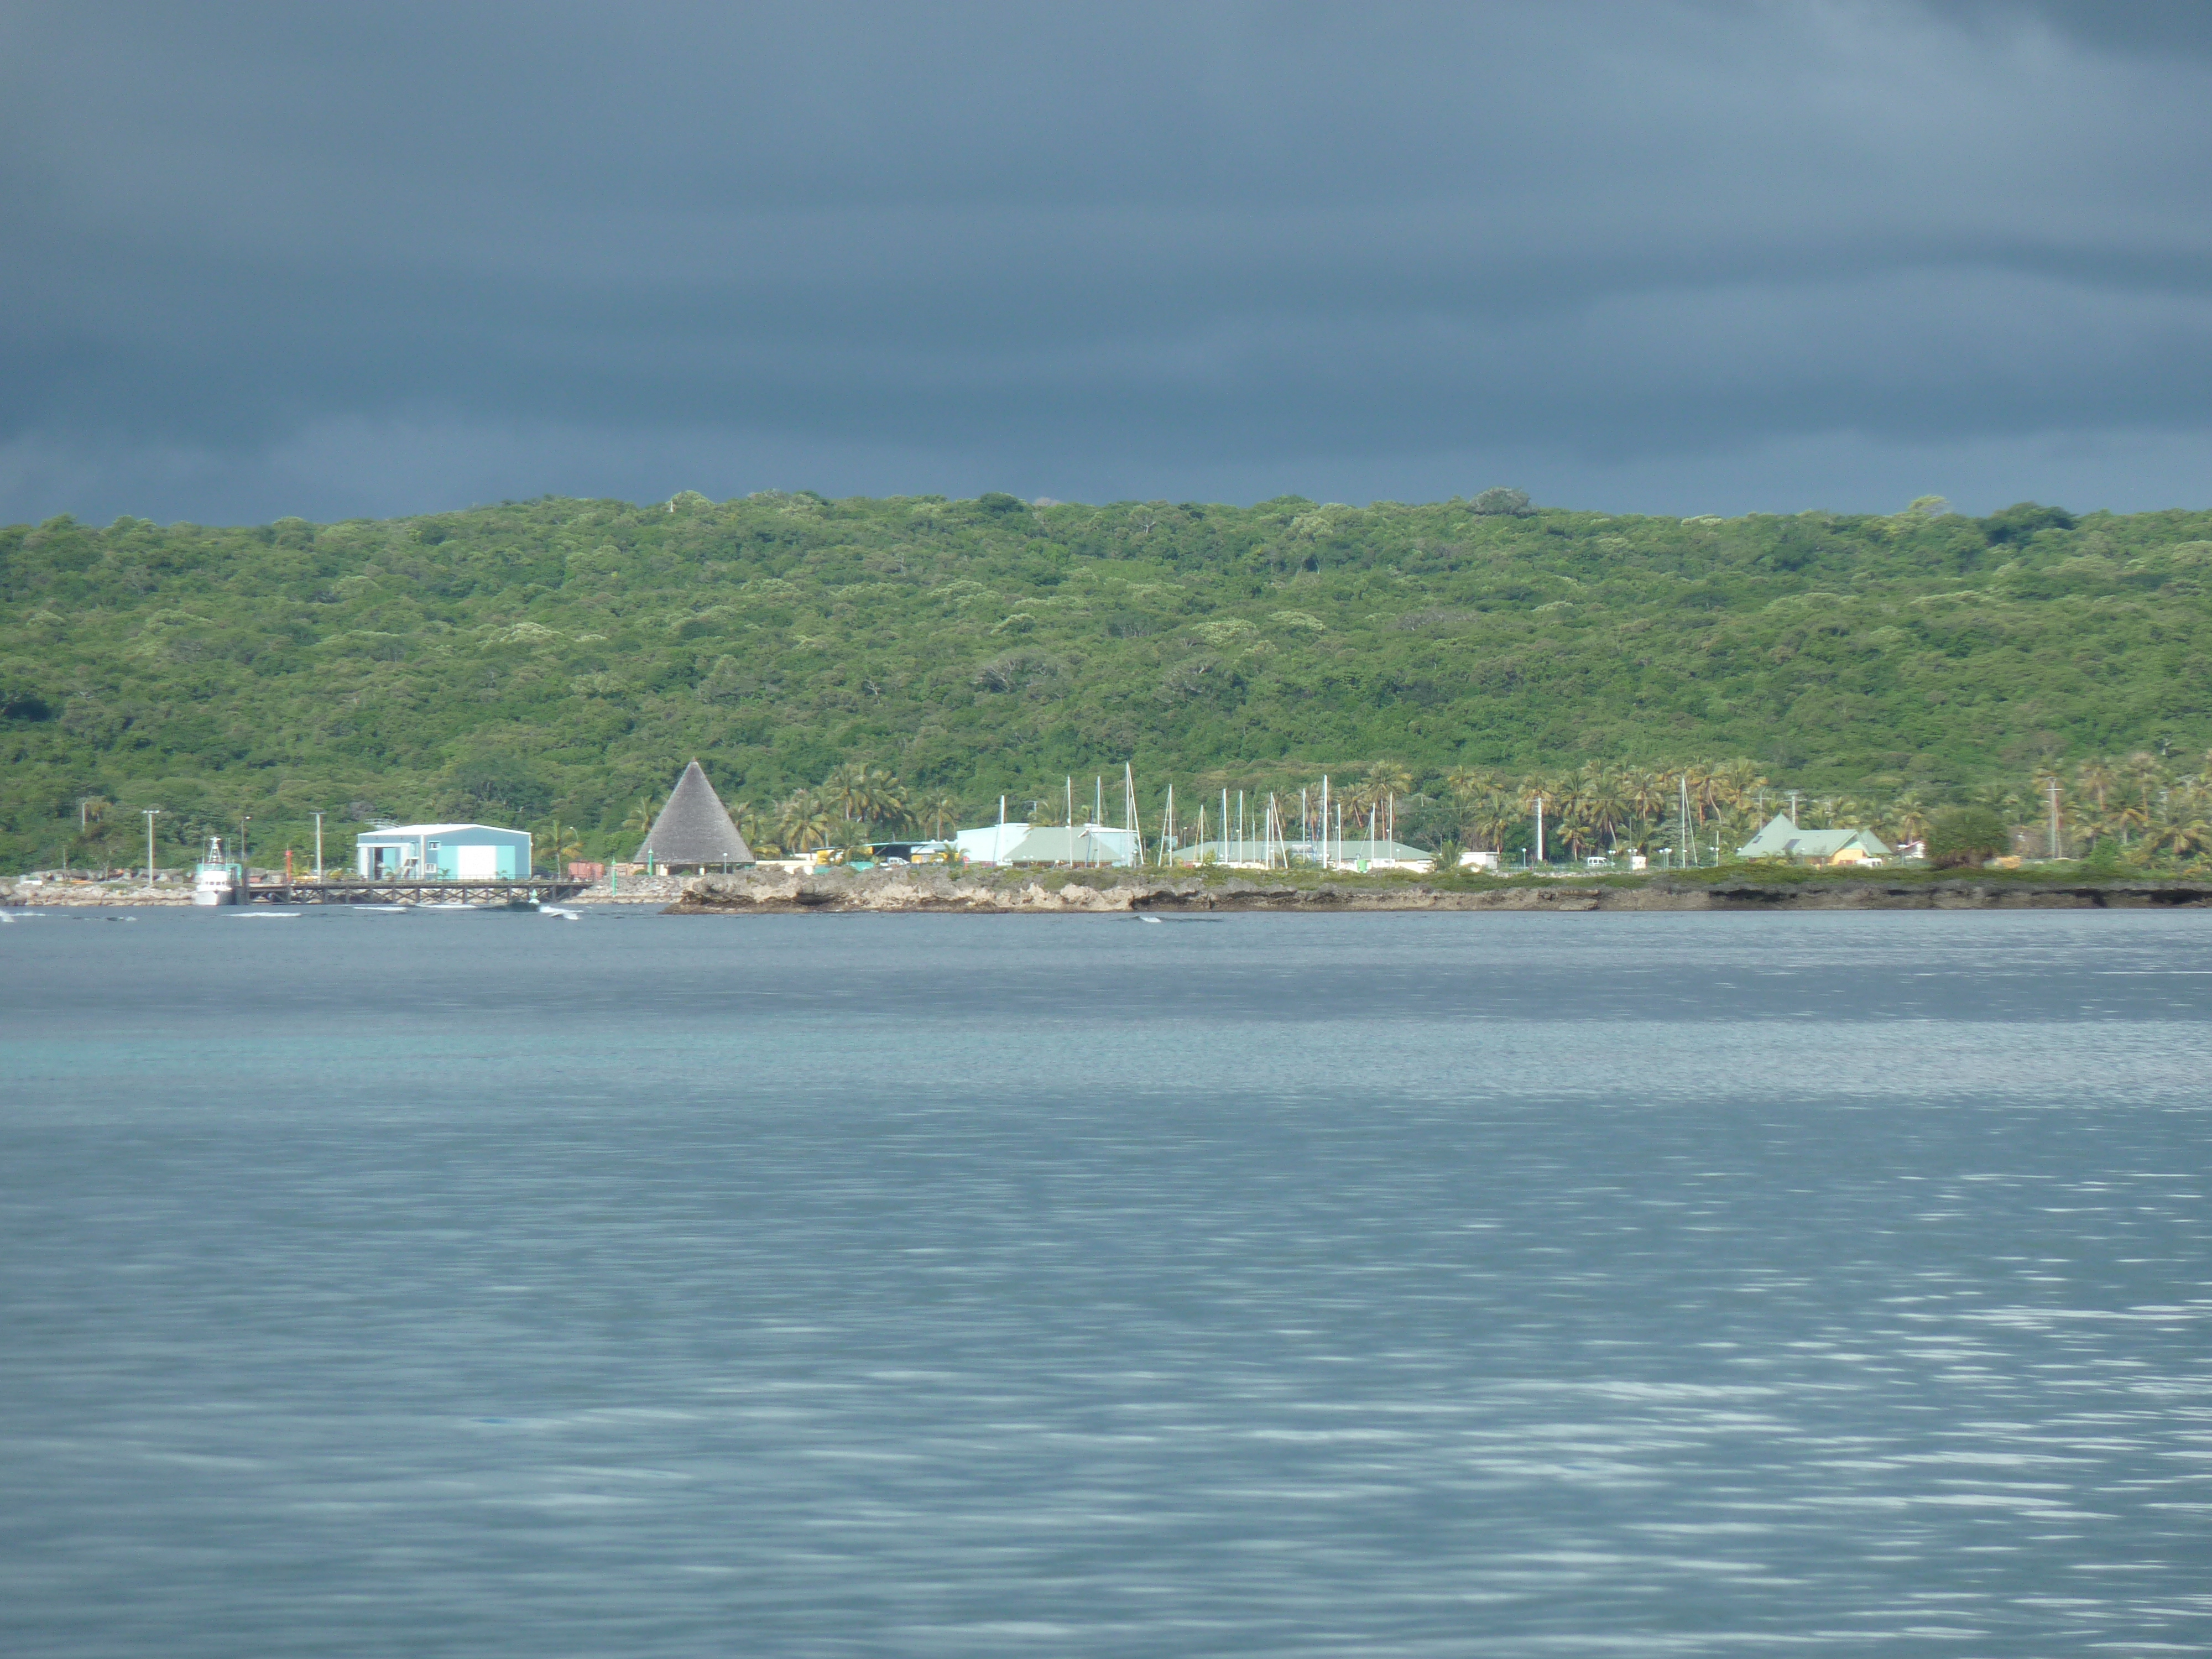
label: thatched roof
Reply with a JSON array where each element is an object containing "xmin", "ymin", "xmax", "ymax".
[{"xmin": 636, "ymin": 760, "xmax": 754, "ymax": 867}]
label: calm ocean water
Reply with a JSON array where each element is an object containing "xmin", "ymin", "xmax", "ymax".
[{"xmin": 2, "ymin": 907, "xmax": 2209, "ymax": 1657}]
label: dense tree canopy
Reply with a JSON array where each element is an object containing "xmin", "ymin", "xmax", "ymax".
[
  {"xmin": 5, "ymin": 491, "xmax": 2210, "ymax": 872},
  {"xmin": 1927, "ymin": 806, "xmax": 2011, "ymax": 869}
]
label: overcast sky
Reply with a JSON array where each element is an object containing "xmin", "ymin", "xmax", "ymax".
[{"xmin": 4, "ymin": 1, "xmax": 2211, "ymax": 524}]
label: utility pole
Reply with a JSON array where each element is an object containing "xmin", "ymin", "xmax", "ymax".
[
  {"xmin": 312, "ymin": 811, "xmax": 325, "ymax": 880},
  {"xmin": 2048, "ymin": 778, "xmax": 2061, "ymax": 859},
  {"xmin": 143, "ymin": 808, "xmax": 161, "ymax": 885},
  {"xmin": 241, "ymin": 814, "xmax": 252, "ymax": 884},
  {"xmin": 1535, "ymin": 795, "xmax": 1545, "ymax": 865}
]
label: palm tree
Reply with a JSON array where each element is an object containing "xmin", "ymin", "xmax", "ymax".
[
  {"xmin": 2107, "ymin": 752, "xmax": 2165, "ymax": 845},
  {"xmin": 1352, "ymin": 760, "xmax": 1413, "ymax": 835},
  {"xmin": 1522, "ymin": 772, "xmax": 1572, "ymax": 817},
  {"xmin": 544, "ymin": 822, "xmax": 583, "ymax": 873},
  {"xmin": 821, "ymin": 761, "xmax": 910, "ymax": 833},
  {"xmin": 729, "ymin": 801, "xmax": 781, "ymax": 857},
  {"xmin": 2074, "ymin": 758, "xmax": 2117, "ymax": 823},
  {"xmin": 857, "ymin": 765, "xmax": 910, "ymax": 828},
  {"xmin": 2114, "ymin": 795, "xmax": 2150, "ymax": 845},
  {"xmin": 621, "ymin": 794, "xmax": 663, "ymax": 837},
  {"xmin": 2143, "ymin": 785, "xmax": 2212, "ymax": 860},
  {"xmin": 1713, "ymin": 758, "xmax": 1767, "ymax": 816},
  {"xmin": 1444, "ymin": 766, "xmax": 1500, "ymax": 806},
  {"xmin": 1623, "ymin": 768, "xmax": 1668, "ymax": 843},
  {"xmin": 1885, "ymin": 791, "xmax": 1933, "ymax": 846},
  {"xmin": 2178, "ymin": 789, "xmax": 2212, "ymax": 862},
  {"xmin": 1715, "ymin": 802, "xmax": 1765, "ymax": 857},
  {"xmin": 1577, "ymin": 763, "xmax": 1627, "ymax": 849},
  {"xmin": 914, "ymin": 791, "xmax": 964, "ymax": 842},
  {"xmin": 776, "ymin": 789, "xmax": 834, "ymax": 853},
  {"xmin": 1553, "ymin": 801, "xmax": 1598, "ymax": 859},
  {"xmin": 1468, "ymin": 790, "xmax": 1521, "ymax": 854}
]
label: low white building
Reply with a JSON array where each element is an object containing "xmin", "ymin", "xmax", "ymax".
[{"xmin": 953, "ymin": 821, "xmax": 1032, "ymax": 865}]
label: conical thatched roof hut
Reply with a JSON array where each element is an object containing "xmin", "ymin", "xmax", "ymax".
[{"xmin": 635, "ymin": 760, "xmax": 754, "ymax": 870}]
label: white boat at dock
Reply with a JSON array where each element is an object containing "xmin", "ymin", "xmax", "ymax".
[{"xmin": 192, "ymin": 837, "xmax": 244, "ymax": 906}]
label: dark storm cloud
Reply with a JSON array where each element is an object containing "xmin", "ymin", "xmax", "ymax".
[{"xmin": 3, "ymin": 0, "xmax": 2211, "ymax": 521}]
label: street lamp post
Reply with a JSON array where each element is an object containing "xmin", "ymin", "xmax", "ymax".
[
  {"xmin": 312, "ymin": 812, "xmax": 324, "ymax": 880},
  {"xmin": 240, "ymin": 815, "xmax": 251, "ymax": 888}
]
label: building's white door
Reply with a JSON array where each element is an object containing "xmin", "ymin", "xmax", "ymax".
[{"xmin": 455, "ymin": 844, "xmax": 500, "ymax": 879}]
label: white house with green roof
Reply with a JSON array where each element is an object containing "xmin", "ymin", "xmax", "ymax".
[{"xmin": 1736, "ymin": 813, "xmax": 1892, "ymax": 865}]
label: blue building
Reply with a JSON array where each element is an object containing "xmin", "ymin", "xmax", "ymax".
[{"xmin": 355, "ymin": 822, "xmax": 531, "ymax": 880}]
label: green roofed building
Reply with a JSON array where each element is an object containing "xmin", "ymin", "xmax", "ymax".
[
  {"xmin": 1003, "ymin": 826, "xmax": 1142, "ymax": 866},
  {"xmin": 1736, "ymin": 813, "xmax": 1892, "ymax": 866}
]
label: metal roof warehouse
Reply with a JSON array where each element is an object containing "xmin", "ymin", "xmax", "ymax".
[{"xmin": 356, "ymin": 823, "xmax": 531, "ymax": 880}]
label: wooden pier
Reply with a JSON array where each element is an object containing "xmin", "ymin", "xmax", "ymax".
[{"xmin": 244, "ymin": 878, "xmax": 589, "ymax": 906}]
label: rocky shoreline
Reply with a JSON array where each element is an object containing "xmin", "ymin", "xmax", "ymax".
[
  {"xmin": 9, "ymin": 869, "xmax": 2208, "ymax": 912},
  {"xmin": 1, "ymin": 882, "xmax": 192, "ymax": 907},
  {"xmin": 665, "ymin": 867, "xmax": 2212, "ymax": 914}
]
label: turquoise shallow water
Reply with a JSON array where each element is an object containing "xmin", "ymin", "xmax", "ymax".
[{"xmin": 2, "ymin": 907, "xmax": 2209, "ymax": 1656}]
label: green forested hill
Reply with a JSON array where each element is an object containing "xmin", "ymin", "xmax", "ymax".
[{"xmin": 5, "ymin": 489, "xmax": 2211, "ymax": 871}]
